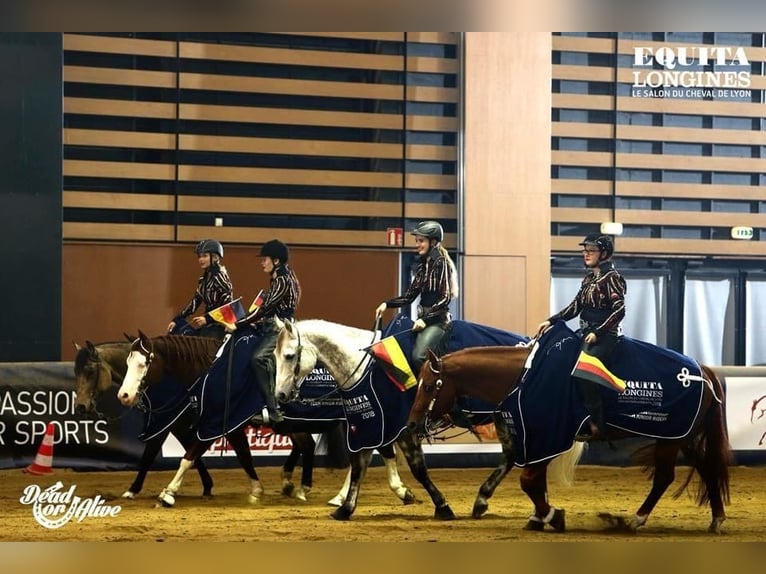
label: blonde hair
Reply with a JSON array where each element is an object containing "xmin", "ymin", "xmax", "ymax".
[{"xmin": 437, "ymin": 244, "xmax": 459, "ymax": 298}]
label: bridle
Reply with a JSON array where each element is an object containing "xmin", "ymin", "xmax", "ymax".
[
  {"xmin": 423, "ymin": 359, "xmax": 446, "ymax": 423},
  {"xmin": 283, "ymin": 320, "xmax": 378, "ymax": 399},
  {"xmin": 130, "ymin": 338, "xmax": 155, "ymax": 396}
]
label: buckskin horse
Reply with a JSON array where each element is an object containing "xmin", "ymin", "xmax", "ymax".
[
  {"xmin": 74, "ymin": 340, "xmax": 214, "ymax": 499},
  {"xmin": 272, "ymin": 316, "xmax": 581, "ymax": 521},
  {"xmin": 116, "ymin": 331, "xmax": 412, "ymax": 507},
  {"xmin": 406, "ymin": 326, "xmax": 732, "ymax": 534}
]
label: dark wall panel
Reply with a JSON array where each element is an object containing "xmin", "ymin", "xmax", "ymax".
[{"xmin": 0, "ymin": 34, "xmax": 62, "ymax": 361}]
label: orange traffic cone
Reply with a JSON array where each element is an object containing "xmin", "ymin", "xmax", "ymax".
[{"xmin": 23, "ymin": 422, "xmax": 55, "ymax": 475}]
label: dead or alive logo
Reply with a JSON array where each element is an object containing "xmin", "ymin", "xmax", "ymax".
[
  {"xmin": 19, "ymin": 481, "xmax": 121, "ymax": 529},
  {"xmin": 631, "ymin": 46, "xmax": 751, "ymax": 98}
]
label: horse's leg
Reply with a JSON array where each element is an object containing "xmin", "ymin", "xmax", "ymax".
[
  {"xmin": 396, "ymin": 430, "xmax": 454, "ymax": 520},
  {"xmin": 328, "ymin": 467, "xmax": 350, "ymax": 507},
  {"xmin": 281, "ymin": 435, "xmax": 302, "ymax": 498},
  {"xmin": 519, "ymin": 462, "xmax": 565, "ymax": 531},
  {"xmin": 226, "ymin": 426, "xmax": 263, "ymax": 503},
  {"xmin": 378, "ymin": 443, "xmax": 416, "ymax": 504},
  {"xmin": 692, "ymin": 380, "xmax": 731, "ymax": 534},
  {"xmin": 172, "ymin": 428, "xmax": 214, "ymax": 497},
  {"xmin": 123, "ymin": 436, "xmax": 160, "ymax": 499},
  {"xmin": 330, "ymin": 449, "xmax": 372, "ymax": 520},
  {"xmin": 625, "ymin": 441, "xmax": 680, "ymax": 531},
  {"xmin": 472, "ymin": 416, "xmax": 515, "ymax": 518},
  {"xmin": 290, "ymin": 432, "xmax": 315, "ymax": 502},
  {"xmin": 158, "ymin": 440, "xmax": 209, "ymax": 507}
]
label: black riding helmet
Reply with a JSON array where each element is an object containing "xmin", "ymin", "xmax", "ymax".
[
  {"xmin": 411, "ymin": 220, "xmax": 444, "ymax": 242},
  {"xmin": 260, "ymin": 239, "xmax": 289, "ymax": 263},
  {"xmin": 195, "ymin": 239, "xmax": 224, "ymax": 258},
  {"xmin": 579, "ymin": 234, "xmax": 614, "ymax": 260}
]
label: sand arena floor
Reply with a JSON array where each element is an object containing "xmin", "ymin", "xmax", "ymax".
[{"xmin": 0, "ymin": 463, "xmax": 763, "ymax": 542}]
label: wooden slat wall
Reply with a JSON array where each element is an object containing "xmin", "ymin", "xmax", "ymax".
[
  {"xmin": 63, "ymin": 32, "xmax": 459, "ymax": 249},
  {"xmin": 552, "ymin": 33, "xmax": 766, "ymax": 258}
]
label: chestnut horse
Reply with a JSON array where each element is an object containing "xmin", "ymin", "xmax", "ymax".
[{"xmin": 407, "ymin": 345, "xmax": 732, "ymax": 534}]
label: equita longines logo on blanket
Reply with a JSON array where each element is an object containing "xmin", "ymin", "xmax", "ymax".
[{"xmin": 19, "ymin": 481, "xmax": 122, "ymax": 529}]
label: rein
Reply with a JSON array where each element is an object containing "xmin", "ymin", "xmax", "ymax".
[
  {"xmin": 288, "ymin": 318, "xmax": 380, "ymax": 398},
  {"xmin": 419, "ymin": 361, "xmax": 490, "ymax": 443}
]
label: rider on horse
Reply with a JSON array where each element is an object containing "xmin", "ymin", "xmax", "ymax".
[
  {"xmin": 536, "ymin": 233, "xmax": 627, "ymax": 441},
  {"xmin": 374, "ymin": 220, "xmax": 459, "ymax": 373},
  {"xmin": 235, "ymin": 239, "xmax": 302, "ymax": 425},
  {"xmin": 167, "ymin": 239, "xmax": 233, "ymax": 341}
]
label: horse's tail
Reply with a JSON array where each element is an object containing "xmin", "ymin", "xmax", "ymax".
[
  {"xmin": 548, "ymin": 441, "xmax": 584, "ymax": 487},
  {"xmin": 674, "ymin": 366, "xmax": 732, "ymax": 507}
]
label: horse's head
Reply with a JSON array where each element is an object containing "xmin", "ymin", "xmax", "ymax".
[
  {"xmin": 274, "ymin": 318, "xmax": 317, "ymax": 403},
  {"xmin": 406, "ymin": 349, "xmax": 457, "ymax": 436},
  {"xmin": 74, "ymin": 341, "xmax": 106, "ymax": 415},
  {"xmin": 118, "ymin": 330, "xmax": 163, "ymax": 407}
]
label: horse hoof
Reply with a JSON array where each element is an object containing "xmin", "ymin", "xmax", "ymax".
[
  {"xmin": 202, "ymin": 490, "xmax": 213, "ymax": 498},
  {"xmin": 331, "ymin": 506, "xmax": 353, "ymax": 521},
  {"xmin": 295, "ymin": 486, "xmax": 311, "ymax": 502},
  {"xmin": 628, "ymin": 513, "xmax": 648, "ymax": 532},
  {"xmin": 549, "ymin": 508, "xmax": 566, "ymax": 532},
  {"xmin": 281, "ymin": 482, "xmax": 295, "ymax": 497},
  {"xmin": 158, "ymin": 491, "xmax": 175, "ymax": 507},
  {"xmin": 472, "ymin": 498, "xmax": 489, "ymax": 519},
  {"xmin": 708, "ymin": 517, "xmax": 725, "ymax": 534},
  {"xmin": 401, "ymin": 489, "xmax": 416, "ymax": 505},
  {"xmin": 121, "ymin": 491, "xmax": 136, "ymax": 500},
  {"xmin": 327, "ymin": 495, "xmax": 344, "ymax": 507},
  {"xmin": 523, "ymin": 519, "xmax": 544, "ymax": 531},
  {"xmin": 434, "ymin": 504, "xmax": 455, "ymax": 521}
]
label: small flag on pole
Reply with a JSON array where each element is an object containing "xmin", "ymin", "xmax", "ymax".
[
  {"xmin": 248, "ymin": 289, "xmax": 265, "ymax": 314},
  {"xmin": 207, "ymin": 298, "xmax": 247, "ymax": 328},
  {"xmin": 366, "ymin": 336, "xmax": 417, "ymax": 391},
  {"xmin": 572, "ymin": 350, "xmax": 626, "ymax": 393}
]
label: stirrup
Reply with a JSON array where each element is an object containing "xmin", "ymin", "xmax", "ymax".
[{"xmin": 250, "ymin": 407, "xmax": 270, "ymax": 426}]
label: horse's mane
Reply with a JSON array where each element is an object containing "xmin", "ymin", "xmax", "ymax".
[
  {"xmin": 294, "ymin": 319, "xmax": 374, "ymax": 339},
  {"xmin": 154, "ymin": 335, "xmax": 220, "ymax": 371}
]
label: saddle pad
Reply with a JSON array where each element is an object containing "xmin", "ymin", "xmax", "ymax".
[
  {"xmin": 196, "ymin": 328, "xmax": 264, "ymax": 441},
  {"xmin": 505, "ymin": 322, "xmax": 705, "ymax": 465},
  {"xmin": 340, "ymin": 364, "xmax": 413, "ymax": 452},
  {"xmin": 139, "ymin": 372, "xmax": 196, "ymax": 442},
  {"xmin": 283, "ymin": 363, "xmax": 345, "ymax": 421}
]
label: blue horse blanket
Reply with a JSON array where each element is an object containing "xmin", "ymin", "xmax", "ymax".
[
  {"xmin": 193, "ymin": 328, "xmax": 348, "ymax": 440},
  {"xmin": 138, "ymin": 373, "xmax": 197, "ymax": 442},
  {"xmin": 342, "ymin": 314, "xmax": 530, "ymax": 451},
  {"xmin": 505, "ymin": 322, "xmax": 706, "ymax": 465}
]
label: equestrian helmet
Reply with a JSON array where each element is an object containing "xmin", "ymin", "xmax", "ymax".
[
  {"xmin": 260, "ymin": 239, "xmax": 289, "ymax": 263},
  {"xmin": 579, "ymin": 234, "xmax": 614, "ymax": 259},
  {"xmin": 411, "ymin": 220, "xmax": 444, "ymax": 242},
  {"xmin": 195, "ymin": 239, "xmax": 224, "ymax": 258}
]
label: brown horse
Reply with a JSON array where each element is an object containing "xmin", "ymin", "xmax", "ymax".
[
  {"xmin": 407, "ymin": 345, "xmax": 732, "ymax": 534},
  {"xmin": 117, "ymin": 332, "xmax": 264, "ymax": 506},
  {"xmin": 73, "ymin": 340, "xmax": 214, "ymax": 499}
]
